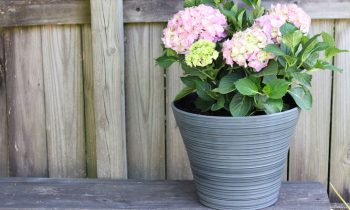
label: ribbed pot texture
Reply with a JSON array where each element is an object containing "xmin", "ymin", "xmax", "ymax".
[{"xmin": 172, "ymin": 102, "xmax": 300, "ymax": 210}]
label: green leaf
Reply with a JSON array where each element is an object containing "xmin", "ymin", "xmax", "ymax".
[
  {"xmin": 237, "ymin": 10, "xmax": 245, "ymax": 29},
  {"xmin": 223, "ymin": 1, "xmax": 235, "ymax": 10},
  {"xmin": 311, "ymin": 42, "xmax": 330, "ymax": 53},
  {"xmin": 194, "ymin": 97, "xmax": 214, "ymax": 112},
  {"xmin": 282, "ymin": 30, "xmax": 303, "ymax": 52},
  {"xmin": 288, "ymin": 87, "xmax": 312, "ymax": 110},
  {"xmin": 175, "ymin": 86, "xmax": 195, "ymax": 101},
  {"xmin": 284, "ymin": 55, "xmax": 298, "ymax": 66},
  {"xmin": 290, "ymin": 71, "xmax": 312, "ymax": 88},
  {"xmin": 199, "ymin": 0, "xmax": 216, "ymax": 6},
  {"xmin": 165, "ymin": 48, "xmax": 177, "ymax": 57},
  {"xmin": 264, "ymin": 79, "xmax": 290, "ymax": 99},
  {"xmin": 213, "ymin": 73, "xmax": 241, "ymax": 94},
  {"xmin": 280, "ymin": 22, "xmax": 298, "ymax": 36},
  {"xmin": 219, "ymin": 8, "xmax": 238, "ymax": 24},
  {"xmin": 263, "ymin": 98, "xmax": 283, "ymax": 114},
  {"xmin": 211, "ymin": 95, "xmax": 225, "ymax": 111},
  {"xmin": 325, "ymin": 47, "xmax": 348, "ymax": 61},
  {"xmin": 254, "ymin": 94, "xmax": 267, "ymax": 110},
  {"xmin": 303, "ymin": 52, "xmax": 319, "ymax": 69},
  {"xmin": 278, "ymin": 56, "xmax": 287, "ymax": 67},
  {"xmin": 156, "ymin": 55, "xmax": 177, "ymax": 68},
  {"xmin": 302, "ymin": 41, "xmax": 330, "ymax": 63},
  {"xmin": 195, "ymin": 81, "xmax": 216, "ymax": 101},
  {"xmin": 251, "ymin": 60, "xmax": 278, "ymax": 77},
  {"xmin": 265, "ymin": 44, "xmax": 286, "ymax": 57},
  {"xmin": 315, "ymin": 61, "xmax": 343, "ymax": 72},
  {"xmin": 229, "ymin": 94, "xmax": 253, "ymax": 116},
  {"xmin": 181, "ymin": 62, "xmax": 207, "ymax": 80},
  {"xmin": 184, "ymin": 0, "xmax": 198, "ymax": 7},
  {"xmin": 241, "ymin": 0, "xmax": 254, "ymax": 6},
  {"xmin": 300, "ymin": 34, "xmax": 321, "ymax": 60},
  {"xmin": 235, "ymin": 78, "xmax": 259, "ymax": 96},
  {"xmin": 252, "ymin": 5, "xmax": 264, "ymax": 19},
  {"xmin": 322, "ymin": 32, "xmax": 335, "ymax": 47},
  {"xmin": 280, "ymin": 42, "xmax": 292, "ymax": 55},
  {"xmin": 262, "ymin": 75, "xmax": 277, "ymax": 84},
  {"xmin": 180, "ymin": 76, "xmax": 201, "ymax": 88}
]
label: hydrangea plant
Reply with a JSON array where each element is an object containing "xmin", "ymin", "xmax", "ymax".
[{"xmin": 156, "ymin": 0, "xmax": 347, "ymax": 116}]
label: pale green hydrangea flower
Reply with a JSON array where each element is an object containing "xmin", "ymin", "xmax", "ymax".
[{"xmin": 185, "ymin": 40, "xmax": 219, "ymax": 67}]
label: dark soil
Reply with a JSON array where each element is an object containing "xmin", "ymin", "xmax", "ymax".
[{"xmin": 174, "ymin": 93, "xmax": 297, "ymax": 117}]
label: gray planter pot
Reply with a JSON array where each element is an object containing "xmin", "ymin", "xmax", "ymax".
[{"xmin": 172, "ymin": 101, "xmax": 300, "ymax": 210}]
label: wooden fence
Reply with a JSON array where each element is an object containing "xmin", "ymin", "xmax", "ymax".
[{"xmin": 0, "ymin": 0, "xmax": 349, "ymax": 203}]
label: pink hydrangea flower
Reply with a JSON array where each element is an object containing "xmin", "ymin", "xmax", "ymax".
[
  {"xmin": 162, "ymin": 5, "xmax": 227, "ymax": 54},
  {"xmin": 253, "ymin": 14, "xmax": 286, "ymax": 43},
  {"xmin": 269, "ymin": 4, "xmax": 311, "ymax": 33},
  {"xmin": 222, "ymin": 27, "xmax": 275, "ymax": 72}
]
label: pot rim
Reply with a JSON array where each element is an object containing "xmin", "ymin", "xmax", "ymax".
[{"xmin": 171, "ymin": 101, "xmax": 300, "ymax": 120}]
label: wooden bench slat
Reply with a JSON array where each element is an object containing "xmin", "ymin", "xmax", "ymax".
[{"xmin": 0, "ymin": 178, "xmax": 330, "ymax": 210}]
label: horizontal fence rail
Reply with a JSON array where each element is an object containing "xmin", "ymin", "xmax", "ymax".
[
  {"xmin": 1, "ymin": 0, "xmax": 350, "ymax": 27},
  {"xmin": 0, "ymin": 0, "xmax": 349, "ymax": 205}
]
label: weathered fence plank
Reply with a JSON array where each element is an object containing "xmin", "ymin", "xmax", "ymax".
[
  {"xmin": 0, "ymin": 32, "xmax": 8, "ymax": 177},
  {"xmin": 289, "ymin": 20, "xmax": 333, "ymax": 185},
  {"xmin": 41, "ymin": 25, "xmax": 85, "ymax": 178},
  {"xmin": 82, "ymin": 24, "xmax": 97, "ymax": 178},
  {"xmin": 4, "ymin": 27, "xmax": 48, "ymax": 177},
  {"xmin": 125, "ymin": 23, "xmax": 165, "ymax": 180},
  {"xmin": 166, "ymin": 64, "xmax": 193, "ymax": 180},
  {"xmin": 0, "ymin": 0, "xmax": 90, "ymax": 27},
  {"xmin": 330, "ymin": 20, "xmax": 350, "ymax": 202},
  {"xmin": 90, "ymin": 0, "xmax": 127, "ymax": 178},
  {"xmin": 1, "ymin": 0, "xmax": 350, "ymax": 27}
]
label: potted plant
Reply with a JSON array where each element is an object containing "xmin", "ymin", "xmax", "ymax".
[{"xmin": 156, "ymin": 0, "xmax": 346, "ymax": 209}]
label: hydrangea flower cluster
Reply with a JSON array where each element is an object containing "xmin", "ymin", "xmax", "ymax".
[
  {"xmin": 162, "ymin": 5, "xmax": 227, "ymax": 54},
  {"xmin": 252, "ymin": 4, "xmax": 311, "ymax": 44},
  {"xmin": 185, "ymin": 40, "xmax": 219, "ymax": 67},
  {"xmin": 223, "ymin": 4, "xmax": 311, "ymax": 72},
  {"xmin": 223, "ymin": 27, "xmax": 275, "ymax": 72},
  {"xmin": 253, "ymin": 14, "xmax": 286, "ymax": 43},
  {"xmin": 269, "ymin": 4, "xmax": 311, "ymax": 33}
]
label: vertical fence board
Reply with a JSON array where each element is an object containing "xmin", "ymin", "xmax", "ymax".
[
  {"xmin": 82, "ymin": 24, "xmax": 97, "ymax": 178},
  {"xmin": 289, "ymin": 20, "xmax": 333, "ymax": 185},
  {"xmin": 166, "ymin": 64, "xmax": 193, "ymax": 180},
  {"xmin": 0, "ymin": 32, "xmax": 8, "ymax": 177},
  {"xmin": 90, "ymin": 0, "xmax": 127, "ymax": 178},
  {"xmin": 5, "ymin": 27, "xmax": 47, "ymax": 177},
  {"xmin": 42, "ymin": 25, "xmax": 85, "ymax": 178},
  {"xmin": 125, "ymin": 23, "xmax": 165, "ymax": 180},
  {"xmin": 330, "ymin": 20, "xmax": 350, "ymax": 201}
]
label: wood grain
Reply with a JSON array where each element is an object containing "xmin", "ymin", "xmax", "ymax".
[
  {"xmin": 41, "ymin": 25, "xmax": 86, "ymax": 178},
  {"xmin": 90, "ymin": 0, "xmax": 127, "ymax": 178},
  {"xmin": 330, "ymin": 20, "xmax": 350, "ymax": 202},
  {"xmin": 0, "ymin": 31, "xmax": 8, "ymax": 177},
  {"xmin": 166, "ymin": 64, "xmax": 193, "ymax": 180},
  {"xmin": 289, "ymin": 20, "xmax": 333, "ymax": 185},
  {"xmin": 331, "ymin": 203, "xmax": 350, "ymax": 210},
  {"xmin": 1, "ymin": 0, "xmax": 350, "ymax": 27},
  {"xmin": 123, "ymin": 0, "xmax": 183, "ymax": 23},
  {"xmin": 0, "ymin": 179, "xmax": 331, "ymax": 210},
  {"xmin": 0, "ymin": 0, "xmax": 91, "ymax": 27},
  {"xmin": 125, "ymin": 23, "xmax": 165, "ymax": 180},
  {"xmin": 82, "ymin": 24, "xmax": 97, "ymax": 178},
  {"xmin": 4, "ymin": 27, "xmax": 48, "ymax": 177}
]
